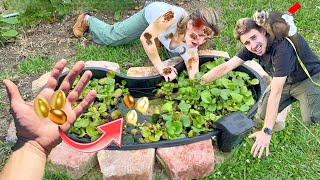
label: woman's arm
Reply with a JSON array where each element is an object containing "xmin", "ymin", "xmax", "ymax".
[{"xmin": 140, "ymin": 10, "xmax": 177, "ymax": 81}]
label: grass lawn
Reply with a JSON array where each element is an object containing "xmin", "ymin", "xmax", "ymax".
[{"xmin": 1, "ymin": 0, "xmax": 319, "ymax": 179}]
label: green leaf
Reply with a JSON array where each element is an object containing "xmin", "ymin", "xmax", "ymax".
[
  {"xmin": 239, "ymin": 104, "xmax": 250, "ymax": 112},
  {"xmin": 210, "ymin": 88, "xmax": 221, "ymax": 96},
  {"xmin": 78, "ymin": 128, "xmax": 86, "ymax": 137},
  {"xmin": 105, "ymin": 79, "xmax": 115, "ymax": 85},
  {"xmin": 230, "ymin": 93, "xmax": 243, "ymax": 103},
  {"xmin": 166, "ymin": 126, "xmax": 176, "ymax": 135},
  {"xmin": 194, "ymin": 72, "xmax": 204, "ymax": 79},
  {"xmin": 161, "ymin": 114, "xmax": 172, "ymax": 122},
  {"xmin": 141, "ymin": 127, "xmax": 151, "ymax": 137},
  {"xmin": 245, "ymin": 97, "xmax": 255, "ymax": 106},
  {"xmin": 114, "ymin": 10, "xmax": 122, "ymax": 21},
  {"xmin": 247, "ymin": 78, "xmax": 259, "ymax": 85},
  {"xmin": 107, "ymin": 71, "xmax": 115, "ymax": 79},
  {"xmin": 1, "ymin": 17, "xmax": 19, "ymax": 24},
  {"xmin": 78, "ymin": 118, "xmax": 90, "ymax": 128},
  {"xmin": 173, "ymin": 121, "xmax": 183, "ymax": 135},
  {"xmin": 1, "ymin": 30, "xmax": 18, "ymax": 37},
  {"xmin": 161, "ymin": 101, "xmax": 174, "ymax": 113},
  {"xmin": 220, "ymin": 89, "xmax": 230, "ymax": 100},
  {"xmin": 207, "ymin": 105, "xmax": 216, "ymax": 112},
  {"xmin": 91, "ymin": 119, "xmax": 104, "ymax": 126},
  {"xmin": 98, "ymin": 103, "xmax": 107, "ymax": 113},
  {"xmin": 180, "ymin": 114, "xmax": 190, "ymax": 127},
  {"xmin": 201, "ymin": 90, "xmax": 212, "ymax": 103},
  {"xmin": 232, "ymin": 78, "xmax": 245, "ymax": 86},
  {"xmin": 206, "ymin": 62, "xmax": 216, "ymax": 69},
  {"xmin": 86, "ymin": 126, "xmax": 99, "ymax": 137},
  {"xmin": 178, "ymin": 101, "xmax": 189, "ymax": 113}
]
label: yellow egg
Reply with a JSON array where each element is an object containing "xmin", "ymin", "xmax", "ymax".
[
  {"xmin": 49, "ymin": 109, "xmax": 67, "ymax": 125},
  {"xmin": 135, "ymin": 97, "xmax": 149, "ymax": 113},
  {"xmin": 124, "ymin": 95, "xmax": 135, "ymax": 109},
  {"xmin": 50, "ymin": 90, "xmax": 66, "ymax": 110},
  {"xmin": 34, "ymin": 98, "xmax": 50, "ymax": 118},
  {"xmin": 126, "ymin": 110, "xmax": 138, "ymax": 125}
]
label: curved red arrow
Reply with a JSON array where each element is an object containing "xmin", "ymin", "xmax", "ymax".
[{"xmin": 59, "ymin": 117, "xmax": 123, "ymax": 153}]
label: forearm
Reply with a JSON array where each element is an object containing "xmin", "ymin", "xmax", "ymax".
[
  {"xmin": 185, "ymin": 56, "xmax": 199, "ymax": 79},
  {"xmin": 0, "ymin": 140, "xmax": 47, "ymax": 180},
  {"xmin": 200, "ymin": 56, "xmax": 244, "ymax": 84},
  {"xmin": 141, "ymin": 39, "xmax": 163, "ymax": 71},
  {"xmin": 263, "ymin": 92, "xmax": 281, "ymax": 129},
  {"xmin": 200, "ymin": 63, "xmax": 228, "ymax": 84}
]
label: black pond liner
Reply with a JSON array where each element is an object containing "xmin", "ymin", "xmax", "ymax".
[{"xmin": 46, "ymin": 55, "xmax": 266, "ymax": 150}]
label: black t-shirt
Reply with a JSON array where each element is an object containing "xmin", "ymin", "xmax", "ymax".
[{"xmin": 237, "ymin": 34, "xmax": 320, "ymax": 84}]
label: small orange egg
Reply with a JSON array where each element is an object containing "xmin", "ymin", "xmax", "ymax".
[{"xmin": 124, "ymin": 95, "xmax": 135, "ymax": 109}]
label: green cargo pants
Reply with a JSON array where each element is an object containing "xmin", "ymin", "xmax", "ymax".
[
  {"xmin": 87, "ymin": 8, "xmax": 149, "ymax": 46},
  {"xmin": 256, "ymin": 72, "xmax": 320, "ymax": 124}
]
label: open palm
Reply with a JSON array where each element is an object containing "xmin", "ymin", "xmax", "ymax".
[{"xmin": 3, "ymin": 59, "xmax": 96, "ymax": 153}]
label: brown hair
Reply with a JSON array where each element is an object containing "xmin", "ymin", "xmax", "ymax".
[
  {"xmin": 176, "ymin": 8, "xmax": 219, "ymax": 36},
  {"xmin": 233, "ymin": 18, "xmax": 262, "ymax": 40}
]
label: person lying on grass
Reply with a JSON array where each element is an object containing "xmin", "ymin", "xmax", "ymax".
[{"xmin": 73, "ymin": 1, "xmax": 219, "ymax": 82}]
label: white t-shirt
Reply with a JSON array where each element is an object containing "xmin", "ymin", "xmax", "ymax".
[{"xmin": 144, "ymin": 2, "xmax": 198, "ymax": 62}]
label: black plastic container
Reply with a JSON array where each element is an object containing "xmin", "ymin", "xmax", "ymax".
[{"xmin": 54, "ymin": 55, "xmax": 265, "ymax": 150}]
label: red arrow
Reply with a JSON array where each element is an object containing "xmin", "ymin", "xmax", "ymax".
[{"xmin": 59, "ymin": 117, "xmax": 124, "ymax": 153}]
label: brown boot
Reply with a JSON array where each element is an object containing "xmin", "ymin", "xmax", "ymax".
[{"xmin": 73, "ymin": 13, "xmax": 89, "ymax": 38}]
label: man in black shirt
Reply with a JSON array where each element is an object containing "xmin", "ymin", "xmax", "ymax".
[{"xmin": 200, "ymin": 18, "xmax": 320, "ymax": 158}]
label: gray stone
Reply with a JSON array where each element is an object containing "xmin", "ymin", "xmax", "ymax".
[
  {"xmin": 97, "ymin": 148, "xmax": 155, "ymax": 180},
  {"xmin": 84, "ymin": 61, "xmax": 120, "ymax": 73},
  {"xmin": 5, "ymin": 121, "xmax": 17, "ymax": 146},
  {"xmin": 198, "ymin": 49, "xmax": 230, "ymax": 59},
  {"xmin": 244, "ymin": 60, "xmax": 271, "ymax": 86},
  {"xmin": 156, "ymin": 139, "xmax": 214, "ymax": 180},
  {"xmin": 47, "ymin": 141, "xmax": 98, "ymax": 179},
  {"xmin": 126, "ymin": 57, "xmax": 183, "ymax": 77}
]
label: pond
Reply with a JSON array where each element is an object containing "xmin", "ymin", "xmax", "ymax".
[{"xmin": 55, "ymin": 55, "xmax": 265, "ymax": 150}]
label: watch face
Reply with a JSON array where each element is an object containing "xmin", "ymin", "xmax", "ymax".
[{"xmin": 264, "ymin": 127, "xmax": 272, "ymax": 135}]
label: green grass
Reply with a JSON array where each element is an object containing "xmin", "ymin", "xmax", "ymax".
[
  {"xmin": 3, "ymin": 0, "xmax": 136, "ymax": 27},
  {"xmin": 17, "ymin": 56, "xmax": 56, "ymax": 74},
  {"xmin": 0, "ymin": 140, "xmax": 12, "ymax": 169},
  {"xmin": 71, "ymin": 0, "xmax": 135, "ymax": 13},
  {"xmin": 0, "ymin": 70, "xmax": 19, "ymax": 81},
  {"xmin": 204, "ymin": 103, "xmax": 320, "ymax": 179}
]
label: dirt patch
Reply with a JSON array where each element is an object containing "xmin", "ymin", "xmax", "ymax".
[{"xmin": 0, "ymin": 0, "xmax": 209, "ymax": 140}]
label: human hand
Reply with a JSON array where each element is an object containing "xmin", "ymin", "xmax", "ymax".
[
  {"xmin": 248, "ymin": 130, "xmax": 271, "ymax": 158},
  {"xmin": 158, "ymin": 66, "xmax": 178, "ymax": 82},
  {"xmin": 3, "ymin": 59, "xmax": 96, "ymax": 154}
]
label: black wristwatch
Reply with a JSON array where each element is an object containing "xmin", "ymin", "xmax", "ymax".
[{"xmin": 263, "ymin": 127, "xmax": 272, "ymax": 135}]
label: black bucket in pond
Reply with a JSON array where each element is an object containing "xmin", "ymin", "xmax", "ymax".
[{"xmin": 51, "ymin": 55, "xmax": 265, "ymax": 150}]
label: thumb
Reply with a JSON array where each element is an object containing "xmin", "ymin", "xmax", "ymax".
[
  {"xmin": 248, "ymin": 132, "xmax": 256, "ymax": 139},
  {"xmin": 3, "ymin": 80, "xmax": 23, "ymax": 104}
]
